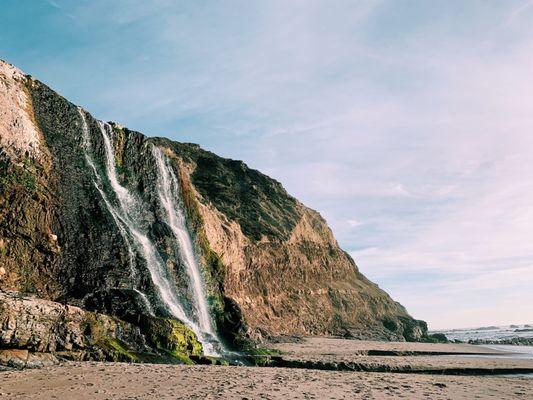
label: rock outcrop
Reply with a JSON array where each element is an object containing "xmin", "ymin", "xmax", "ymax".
[
  {"xmin": 0, "ymin": 291, "xmax": 205, "ymax": 367},
  {"xmin": 0, "ymin": 291, "xmax": 144, "ymax": 365},
  {"xmin": 0, "ymin": 59, "xmax": 427, "ymax": 364}
]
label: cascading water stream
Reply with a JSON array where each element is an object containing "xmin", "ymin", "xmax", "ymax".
[
  {"xmin": 78, "ymin": 109, "xmax": 140, "ymax": 285},
  {"xmin": 78, "ymin": 109, "xmax": 219, "ymax": 356},
  {"xmin": 152, "ymin": 147, "xmax": 222, "ymax": 348}
]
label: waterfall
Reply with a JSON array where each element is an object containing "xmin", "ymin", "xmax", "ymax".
[
  {"xmin": 152, "ymin": 147, "xmax": 221, "ymax": 344},
  {"xmin": 78, "ymin": 108, "xmax": 220, "ymax": 356},
  {"xmin": 133, "ymin": 288, "xmax": 155, "ymax": 316}
]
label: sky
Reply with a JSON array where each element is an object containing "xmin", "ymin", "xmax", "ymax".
[{"xmin": 1, "ymin": 0, "xmax": 533, "ymax": 330}]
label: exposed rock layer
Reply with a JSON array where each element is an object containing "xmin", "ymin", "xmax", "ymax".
[
  {"xmin": 0, "ymin": 291, "xmax": 204, "ymax": 367},
  {"xmin": 0, "ymin": 291, "xmax": 144, "ymax": 359}
]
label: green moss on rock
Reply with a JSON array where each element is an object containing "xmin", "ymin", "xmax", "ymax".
[
  {"xmin": 95, "ymin": 337, "xmax": 139, "ymax": 362},
  {"xmin": 139, "ymin": 316, "xmax": 203, "ymax": 363}
]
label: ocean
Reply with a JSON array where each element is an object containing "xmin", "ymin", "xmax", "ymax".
[
  {"xmin": 433, "ymin": 324, "xmax": 533, "ymax": 361},
  {"xmin": 433, "ymin": 324, "xmax": 533, "ymax": 342}
]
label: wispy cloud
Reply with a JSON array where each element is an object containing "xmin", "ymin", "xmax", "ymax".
[
  {"xmin": 45, "ymin": 0, "xmax": 76, "ymax": 20},
  {"xmin": 45, "ymin": 0, "xmax": 61, "ymax": 9},
  {"xmin": 506, "ymin": 0, "xmax": 533, "ymax": 24}
]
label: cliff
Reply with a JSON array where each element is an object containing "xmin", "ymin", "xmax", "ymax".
[{"xmin": 0, "ymin": 59, "xmax": 426, "ymax": 363}]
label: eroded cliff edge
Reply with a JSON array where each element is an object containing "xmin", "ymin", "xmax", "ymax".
[{"xmin": 0, "ymin": 59, "xmax": 426, "ymax": 362}]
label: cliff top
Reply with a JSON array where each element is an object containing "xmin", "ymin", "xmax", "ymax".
[{"xmin": 0, "ymin": 59, "xmax": 41, "ymax": 158}]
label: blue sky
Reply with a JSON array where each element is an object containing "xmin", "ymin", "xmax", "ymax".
[{"xmin": 2, "ymin": 0, "xmax": 533, "ymax": 329}]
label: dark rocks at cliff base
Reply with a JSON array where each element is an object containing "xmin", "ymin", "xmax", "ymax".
[{"xmin": 468, "ymin": 337, "xmax": 533, "ymax": 346}]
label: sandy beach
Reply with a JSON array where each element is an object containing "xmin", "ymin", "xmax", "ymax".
[
  {"xmin": 1, "ymin": 338, "xmax": 532, "ymax": 399},
  {"xmin": 0, "ymin": 361, "xmax": 532, "ymax": 400}
]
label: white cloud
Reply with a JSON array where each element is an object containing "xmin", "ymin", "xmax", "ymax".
[
  {"xmin": 506, "ymin": 0, "xmax": 533, "ymax": 25},
  {"xmin": 347, "ymin": 219, "xmax": 364, "ymax": 228}
]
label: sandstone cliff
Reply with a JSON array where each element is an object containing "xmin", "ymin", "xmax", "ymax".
[{"xmin": 0, "ymin": 59, "xmax": 426, "ymax": 363}]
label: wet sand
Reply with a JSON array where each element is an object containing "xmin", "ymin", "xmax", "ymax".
[
  {"xmin": 270, "ymin": 337, "xmax": 509, "ymax": 355},
  {"xmin": 268, "ymin": 337, "xmax": 533, "ymax": 373},
  {"xmin": 1, "ymin": 338, "xmax": 532, "ymax": 399}
]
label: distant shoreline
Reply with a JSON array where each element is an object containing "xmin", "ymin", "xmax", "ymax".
[{"xmin": 431, "ymin": 324, "xmax": 533, "ymax": 347}]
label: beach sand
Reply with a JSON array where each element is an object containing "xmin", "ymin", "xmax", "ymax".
[
  {"xmin": 1, "ymin": 338, "xmax": 532, "ymax": 399},
  {"xmin": 268, "ymin": 337, "xmax": 533, "ymax": 373}
]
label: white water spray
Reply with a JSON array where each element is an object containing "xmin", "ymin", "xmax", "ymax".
[
  {"xmin": 152, "ymin": 147, "xmax": 221, "ymax": 344},
  {"xmin": 133, "ymin": 288, "xmax": 155, "ymax": 316},
  {"xmin": 79, "ymin": 109, "xmax": 139, "ymax": 282}
]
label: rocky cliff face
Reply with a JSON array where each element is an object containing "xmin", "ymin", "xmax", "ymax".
[{"xmin": 0, "ymin": 60, "xmax": 426, "ymax": 363}]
